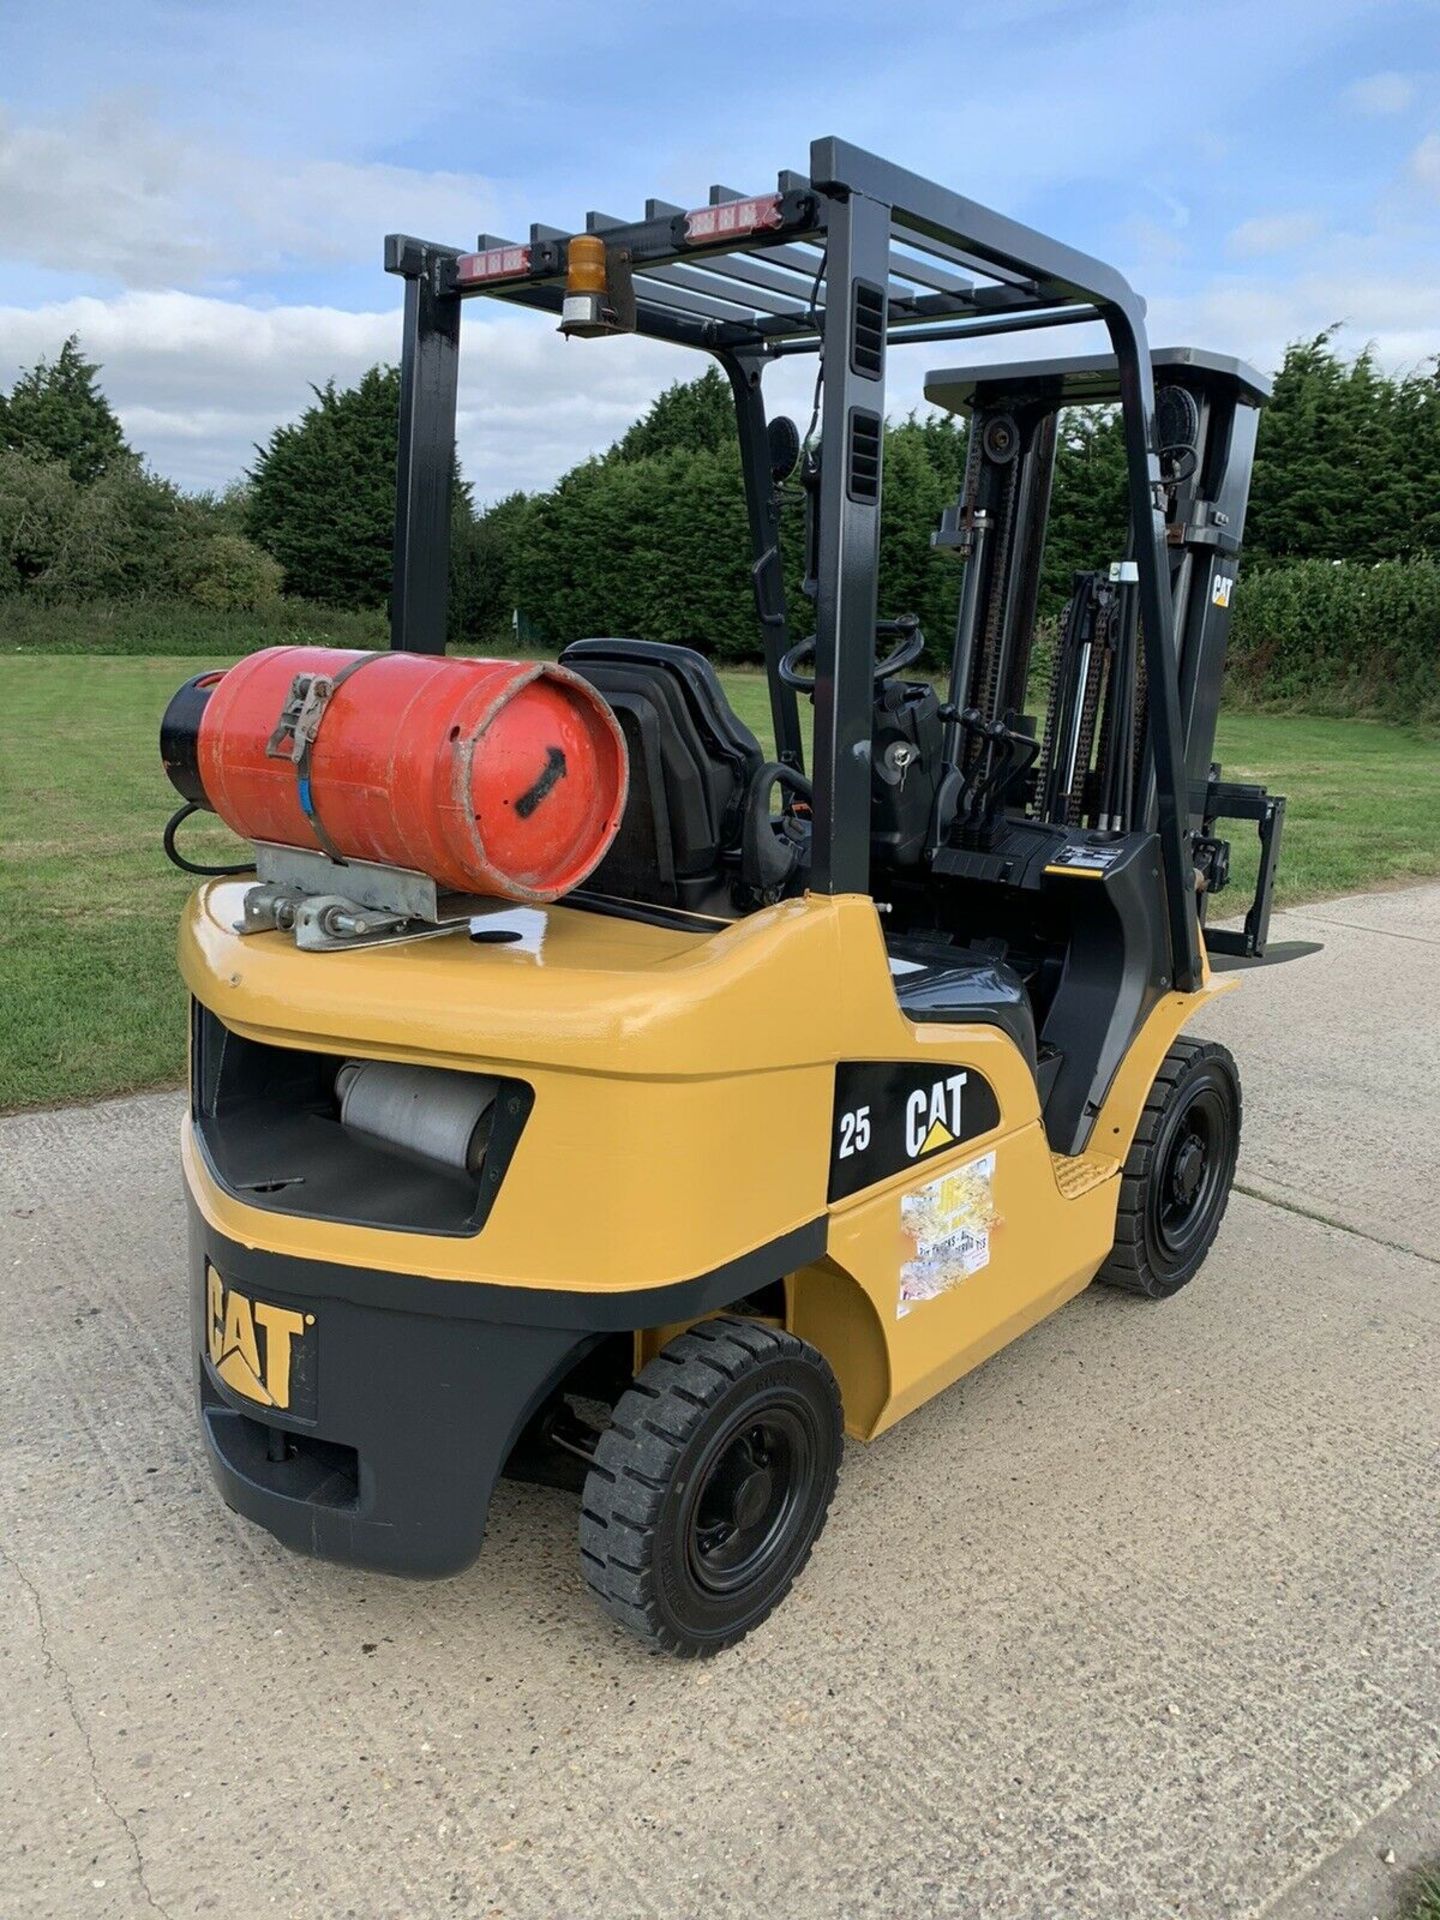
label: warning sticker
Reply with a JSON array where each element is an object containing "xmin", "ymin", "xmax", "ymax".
[
  {"xmin": 1049, "ymin": 842, "xmax": 1124, "ymax": 871},
  {"xmin": 898, "ymin": 1151, "xmax": 999, "ymax": 1317}
]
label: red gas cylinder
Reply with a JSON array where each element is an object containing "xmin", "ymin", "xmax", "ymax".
[{"xmin": 190, "ymin": 646, "xmax": 628, "ymax": 902}]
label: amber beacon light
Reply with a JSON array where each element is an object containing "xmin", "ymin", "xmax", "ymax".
[{"xmin": 560, "ymin": 233, "xmax": 629, "ymax": 339}]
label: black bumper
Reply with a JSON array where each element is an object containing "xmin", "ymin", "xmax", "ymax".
[
  {"xmin": 189, "ymin": 1207, "xmax": 602, "ymax": 1577},
  {"xmin": 188, "ymin": 1203, "xmax": 826, "ymax": 1579}
]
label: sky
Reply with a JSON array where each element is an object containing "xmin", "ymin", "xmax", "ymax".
[{"xmin": 0, "ymin": 0, "xmax": 1437, "ymax": 504}]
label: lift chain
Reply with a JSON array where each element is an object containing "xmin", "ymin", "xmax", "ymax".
[
  {"xmin": 1067, "ymin": 590, "xmax": 1114, "ymax": 825},
  {"xmin": 962, "ymin": 431, "xmax": 1021, "ymax": 780}
]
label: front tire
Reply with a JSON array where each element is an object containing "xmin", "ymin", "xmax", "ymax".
[
  {"xmin": 580, "ymin": 1317, "xmax": 842, "ymax": 1657},
  {"xmin": 1096, "ymin": 1036, "xmax": 1241, "ymax": 1300}
]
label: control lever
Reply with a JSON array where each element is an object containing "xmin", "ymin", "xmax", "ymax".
[
  {"xmin": 943, "ymin": 709, "xmax": 1040, "ymax": 849},
  {"xmin": 966, "ymin": 722, "xmax": 1017, "ymax": 836}
]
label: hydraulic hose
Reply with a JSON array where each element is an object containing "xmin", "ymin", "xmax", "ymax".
[{"xmin": 162, "ymin": 801, "xmax": 254, "ymax": 878}]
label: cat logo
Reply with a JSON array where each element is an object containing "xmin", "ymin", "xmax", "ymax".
[
  {"xmin": 906, "ymin": 1072, "xmax": 968, "ymax": 1160},
  {"xmin": 829, "ymin": 1060, "xmax": 1000, "ymax": 1202},
  {"xmin": 206, "ymin": 1267, "xmax": 311, "ymax": 1412}
]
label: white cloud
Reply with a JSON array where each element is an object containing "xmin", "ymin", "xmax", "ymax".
[
  {"xmin": 1120, "ymin": 215, "xmax": 1190, "ymax": 272},
  {"xmin": 1146, "ymin": 270, "xmax": 1440, "ymax": 379},
  {"xmin": 0, "ymin": 289, "xmax": 698, "ymax": 498},
  {"xmin": 3, "ymin": 34, "xmax": 1437, "ymax": 512},
  {"xmin": 1345, "ymin": 72, "xmax": 1419, "ymax": 115},
  {"xmin": 6, "ymin": 262, "xmax": 1439, "ymax": 509},
  {"xmin": 0, "ymin": 99, "xmax": 500, "ymax": 289},
  {"xmin": 1226, "ymin": 211, "xmax": 1324, "ymax": 259},
  {"xmin": 1410, "ymin": 131, "xmax": 1440, "ymax": 195}
]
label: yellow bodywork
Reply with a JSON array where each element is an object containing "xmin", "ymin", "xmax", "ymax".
[{"xmin": 181, "ymin": 880, "xmax": 1235, "ymax": 1443}]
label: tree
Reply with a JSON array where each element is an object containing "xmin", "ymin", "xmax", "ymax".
[
  {"xmin": 876, "ymin": 414, "xmax": 968, "ymax": 661},
  {"xmin": 1, "ymin": 336, "xmax": 129, "ymax": 485},
  {"xmin": 246, "ymin": 366, "xmax": 403, "ymax": 606},
  {"xmin": 1041, "ymin": 407, "xmax": 1129, "ymax": 612},
  {"xmin": 1401, "ymin": 360, "xmax": 1440, "ymax": 556},
  {"xmin": 1245, "ymin": 329, "xmax": 1439, "ymax": 563},
  {"xmin": 177, "ymin": 533, "xmax": 284, "ymax": 610},
  {"xmin": 0, "ymin": 450, "xmax": 79, "ymax": 593},
  {"xmin": 499, "ymin": 380, "xmax": 975, "ymax": 662},
  {"xmin": 452, "ymin": 491, "xmax": 536, "ymax": 646},
  {"xmin": 459, "ymin": 343, "xmax": 1440, "ymax": 672},
  {"xmin": 189, "ymin": 478, "xmax": 253, "ymax": 538},
  {"xmin": 506, "ymin": 444, "xmax": 756, "ymax": 656},
  {"xmin": 610, "ymin": 366, "xmax": 737, "ymax": 464},
  {"xmin": 246, "ymin": 364, "xmax": 478, "ymax": 632},
  {"xmin": 66, "ymin": 457, "xmax": 196, "ymax": 598}
]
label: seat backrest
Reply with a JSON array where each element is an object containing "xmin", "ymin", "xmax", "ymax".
[{"xmin": 559, "ymin": 639, "xmax": 766, "ymax": 914}]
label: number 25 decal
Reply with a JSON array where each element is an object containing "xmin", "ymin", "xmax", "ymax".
[{"xmin": 829, "ymin": 1062, "xmax": 1001, "ymax": 1202}]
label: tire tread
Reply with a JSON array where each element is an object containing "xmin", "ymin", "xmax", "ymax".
[
  {"xmin": 1095, "ymin": 1036, "xmax": 1241, "ymax": 1300},
  {"xmin": 580, "ymin": 1316, "xmax": 841, "ymax": 1657}
]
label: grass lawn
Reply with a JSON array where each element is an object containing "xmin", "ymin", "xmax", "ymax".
[
  {"xmin": 2, "ymin": 654, "xmax": 1438, "ymax": 1112},
  {"xmin": 1395, "ymin": 1873, "xmax": 1440, "ymax": 1920}
]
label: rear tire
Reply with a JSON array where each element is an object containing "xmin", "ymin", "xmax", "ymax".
[
  {"xmin": 1096, "ymin": 1036, "xmax": 1241, "ymax": 1301},
  {"xmin": 580, "ymin": 1316, "xmax": 842, "ymax": 1657}
]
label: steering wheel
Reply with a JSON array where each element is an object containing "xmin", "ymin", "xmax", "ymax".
[
  {"xmin": 778, "ymin": 615, "xmax": 925, "ymax": 692},
  {"xmin": 1159, "ymin": 443, "xmax": 1199, "ymax": 485}
]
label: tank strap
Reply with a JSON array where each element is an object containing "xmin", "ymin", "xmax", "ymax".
[{"xmin": 264, "ymin": 652, "xmax": 387, "ymax": 865}]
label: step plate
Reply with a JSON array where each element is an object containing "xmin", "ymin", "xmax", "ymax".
[{"xmin": 1050, "ymin": 1150, "xmax": 1117, "ymax": 1200}]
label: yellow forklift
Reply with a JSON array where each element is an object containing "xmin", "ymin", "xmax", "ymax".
[{"xmin": 163, "ymin": 138, "xmax": 1298, "ymax": 1655}]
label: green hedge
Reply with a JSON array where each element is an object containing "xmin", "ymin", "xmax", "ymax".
[
  {"xmin": 1227, "ymin": 558, "xmax": 1440, "ymax": 723},
  {"xmin": 0, "ymin": 596, "xmax": 389, "ymax": 655},
  {"xmin": 6, "ymin": 559, "xmax": 1437, "ymax": 732},
  {"xmin": 502, "ymin": 419, "xmax": 968, "ymax": 667}
]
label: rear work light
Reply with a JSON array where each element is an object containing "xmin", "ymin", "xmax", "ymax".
[
  {"xmin": 683, "ymin": 195, "xmax": 783, "ymax": 243},
  {"xmin": 454, "ymin": 244, "xmax": 532, "ymax": 287}
]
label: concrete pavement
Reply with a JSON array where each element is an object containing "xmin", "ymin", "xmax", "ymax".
[{"xmin": 2, "ymin": 884, "xmax": 1437, "ymax": 1920}]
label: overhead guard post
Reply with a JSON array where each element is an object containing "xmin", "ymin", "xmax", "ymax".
[
  {"xmin": 808, "ymin": 183, "xmax": 890, "ymax": 895},
  {"xmin": 717, "ymin": 350, "xmax": 806, "ymax": 774},
  {"xmin": 386, "ymin": 235, "xmax": 462, "ymax": 654},
  {"xmin": 1103, "ymin": 298, "xmax": 1205, "ymax": 992}
]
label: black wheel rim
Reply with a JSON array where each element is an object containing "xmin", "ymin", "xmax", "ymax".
[
  {"xmin": 682, "ymin": 1400, "xmax": 813, "ymax": 1598},
  {"xmin": 1154, "ymin": 1084, "xmax": 1228, "ymax": 1260}
]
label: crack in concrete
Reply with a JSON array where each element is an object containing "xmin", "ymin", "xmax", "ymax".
[
  {"xmin": 1235, "ymin": 1180, "xmax": 1440, "ymax": 1268},
  {"xmin": 3, "ymin": 1545, "xmax": 172, "ymax": 1920}
]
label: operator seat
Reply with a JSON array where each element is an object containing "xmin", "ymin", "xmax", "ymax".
[{"xmin": 560, "ymin": 639, "xmax": 804, "ymax": 917}]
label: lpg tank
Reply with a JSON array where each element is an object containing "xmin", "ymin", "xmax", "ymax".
[{"xmin": 161, "ymin": 646, "xmax": 628, "ymax": 903}]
